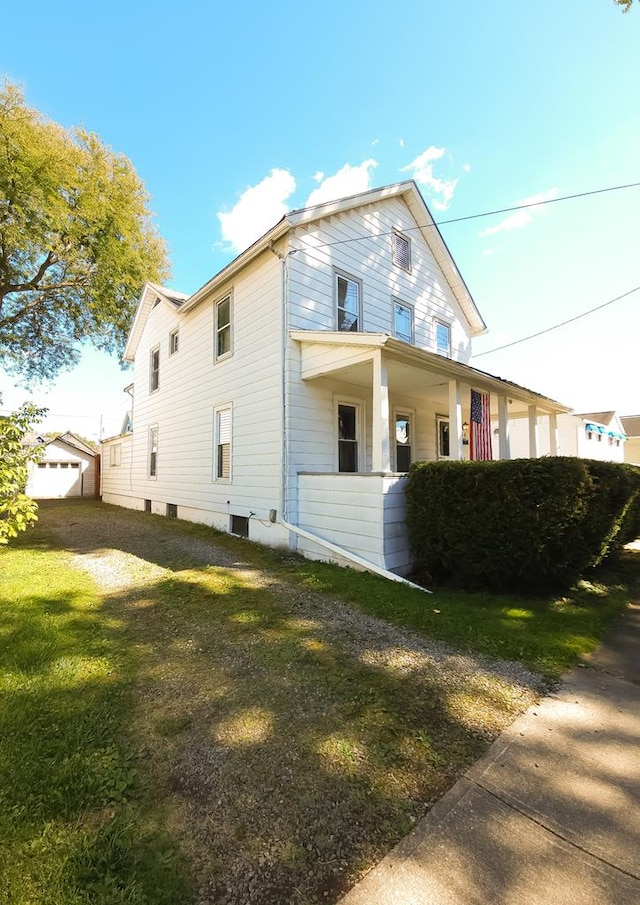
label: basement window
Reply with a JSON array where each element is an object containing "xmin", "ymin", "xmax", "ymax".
[
  {"xmin": 166, "ymin": 503, "xmax": 178, "ymax": 519},
  {"xmin": 230, "ymin": 514, "xmax": 249, "ymax": 537},
  {"xmin": 144, "ymin": 499, "xmax": 152, "ymax": 513}
]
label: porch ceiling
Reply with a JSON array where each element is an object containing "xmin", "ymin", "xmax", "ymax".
[{"xmin": 291, "ymin": 330, "xmax": 572, "ymax": 416}]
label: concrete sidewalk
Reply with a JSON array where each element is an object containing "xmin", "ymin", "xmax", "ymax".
[{"xmin": 339, "ymin": 603, "xmax": 640, "ymax": 905}]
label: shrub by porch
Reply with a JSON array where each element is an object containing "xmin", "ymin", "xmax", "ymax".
[{"xmin": 406, "ymin": 458, "xmax": 640, "ymax": 592}]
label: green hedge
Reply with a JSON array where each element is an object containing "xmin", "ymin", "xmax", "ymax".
[{"xmin": 405, "ymin": 457, "xmax": 640, "ymax": 592}]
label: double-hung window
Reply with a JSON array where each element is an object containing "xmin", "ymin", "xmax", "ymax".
[
  {"xmin": 336, "ymin": 272, "xmax": 361, "ymax": 332},
  {"xmin": 436, "ymin": 416, "xmax": 450, "ymax": 459},
  {"xmin": 215, "ymin": 295, "xmax": 232, "ymax": 359},
  {"xmin": 435, "ymin": 320, "xmax": 452, "ymax": 357},
  {"xmin": 149, "ymin": 346, "xmax": 160, "ymax": 393},
  {"xmin": 215, "ymin": 405, "xmax": 232, "ymax": 480},
  {"xmin": 394, "ymin": 300, "xmax": 413, "ymax": 343},
  {"xmin": 110, "ymin": 444, "xmax": 122, "ymax": 467},
  {"xmin": 149, "ymin": 426, "xmax": 158, "ymax": 477},
  {"xmin": 169, "ymin": 328, "xmax": 179, "ymax": 355}
]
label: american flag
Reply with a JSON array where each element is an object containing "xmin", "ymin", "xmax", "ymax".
[{"xmin": 470, "ymin": 390, "xmax": 493, "ymax": 460}]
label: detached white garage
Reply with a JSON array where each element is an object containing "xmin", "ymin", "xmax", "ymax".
[{"xmin": 27, "ymin": 433, "xmax": 98, "ymax": 499}]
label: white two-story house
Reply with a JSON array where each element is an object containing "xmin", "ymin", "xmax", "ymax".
[{"xmin": 101, "ymin": 181, "xmax": 570, "ymax": 576}]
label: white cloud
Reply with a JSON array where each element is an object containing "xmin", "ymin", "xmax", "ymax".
[
  {"xmin": 400, "ymin": 146, "xmax": 459, "ymax": 211},
  {"xmin": 463, "ymin": 163, "xmax": 472, "ymax": 173},
  {"xmin": 479, "ymin": 188, "xmax": 560, "ymax": 237},
  {"xmin": 371, "ymin": 138, "xmax": 380, "ymax": 147},
  {"xmin": 217, "ymin": 168, "xmax": 296, "ymax": 253},
  {"xmin": 399, "ymin": 138, "xmax": 405, "ymax": 148},
  {"xmin": 312, "ymin": 170, "xmax": 324, "ymax": 183},
  {"xmin": 481, "ymin": 245, "xmax": 502, "ymax": 257},
  {"xmin": 305, "ymin": 159, "xmax": 378, "ymax": 207}
]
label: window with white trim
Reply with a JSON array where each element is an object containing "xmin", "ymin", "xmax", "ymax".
[
  {"xmin": 394, "ymin": 300, "xmax": 413, "ymax": 343},
  {"xmin": 215, "ymin": 295, "xmax": 232, "ymax": 359},
  {"xmin": 335, "ymin": 272, "xmax": 361, "ymax": 332},
  {"xmin": 149, "ymin": 346, "xmax": 160, "ymax": 392},
  {"xmin": 149, "ymin": 426, "xmax": 158, "ymax": 477},
  {"xmin": 394, "ymin": 412, "xmax": 413, "ymax": 472},
  {"xmin": 169, "ymin": 328, "xmax": 179, "ymax": 355},
  {"xmin": 337, "ymin": 402, "xmax": 360, "ymax": 472},
  {"xmin": 435, "ymin": 320, "xmax": 451, "ymax": 357},
  {"xmin": 392, "ymin": 232, "xmax": 411, "ymax": 271},
  {"xmin": 110, "ymin": 444, "xmax": 122, "ymax": 467},
  {"xmin": 215, "ymin": 406, "xmax": 232, "ymax": 480},
  {"xmin": 436, "ymin": 416, "xmax": 450, "ymax": 459}
]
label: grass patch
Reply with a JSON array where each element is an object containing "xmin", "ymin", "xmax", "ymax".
[
  {"xmin": 7, "ymin": 499, "xmax": 637, "ymax": 904},
  {"xmin": 0, "ymin": 539, "xmax": 191, "ymax": 904}
]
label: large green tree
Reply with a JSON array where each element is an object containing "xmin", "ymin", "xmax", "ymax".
[
  {"xmin": 614, "ymin": 0, "xmax": 633, "ymax": 11},
  {"xmin": 0, "ymin": 82, "xmax": 169, "ymax": 382}
]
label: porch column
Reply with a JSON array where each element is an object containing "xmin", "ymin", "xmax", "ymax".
[
  {"xmin": 372, "ymin": 350, "xmax": 391, "ymax": 472},
  {"xmin": 549, "ymin": 412, "xmax": 559, "ymax": 456},
  {"xmin": 448, "ymin": 379, "xmax": 463, "ymax": 461},
  {"xmin": 498, "ymin": 395, "xmax": 511, "ymax": 460},
  {"xmin": 528, "ymin": 405, "xmax": 539, "ymax": 458}
]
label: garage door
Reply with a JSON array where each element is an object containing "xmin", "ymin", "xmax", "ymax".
[{"xmin": 30, "ymin": 462, "xmax": 83, "ymax": 498}]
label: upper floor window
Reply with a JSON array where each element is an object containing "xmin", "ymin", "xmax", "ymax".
[
  {"xmin": 435, "ymin": 320, "xmax": 451, "ymax": 357},
  {"xmin": 394, "ymin": 300, "xmax": 413, "ymax": 343},
  {"xmin": 335, "ymin": 272, "xmax": 361, "ymax": 332},
  {"xmin": 149, "ymin": 346, "xmax": 160, "ymax": 393},
  {"xmin": 169, "ymin": 328, "xmax": 179, "ymax": 355},
  {"xmin": 215, "ymin": 295, "xmax": 232, "ymax": 359},
  {"xmin": 393, "ymin": 232, "xmax": 411, "ymax": 271}
]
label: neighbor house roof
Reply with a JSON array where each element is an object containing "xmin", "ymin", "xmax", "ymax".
[
  {"xmin": 124, "ymin": 181, "xmax": 487, "ymax": 361},
  {"xmin": 621, "ymin": 415, "xmax": 640, "ymax": 438},
  {"xmin": 574, "ymin": 411, "xmax": 617, "ymax": 426}
]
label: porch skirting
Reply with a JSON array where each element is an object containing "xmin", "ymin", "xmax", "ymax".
[{"xmin": 297, "ymin": 472, "xmax": 412, "ymax": 575}]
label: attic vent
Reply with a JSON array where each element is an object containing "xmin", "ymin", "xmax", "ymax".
[
  {"xmin": 152, "ymin": 296, "xmax": 161, "ymax": 308},
  {"xmin": 393, "ymin": 232, "xmax": 411, "ymax": 271},
  {"xmin": 230, "ymin": 515, "xmax": 249, "ymax": 538}
]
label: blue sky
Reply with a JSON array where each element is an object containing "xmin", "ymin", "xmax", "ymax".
[{"xmin": 1, "ymin": 0, "xmax": 638, "ymax": 438}]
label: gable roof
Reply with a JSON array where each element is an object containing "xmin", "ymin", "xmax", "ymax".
[
  {"xmin": 124, "ymin": 181, "xmax": 486, "ymax": 360},
  {"xmin": 48, "ymin": 433, "xmax": 98, "ymax": 457},
  {"xmin": 621, "ymin": 415, "xmax": 640, "ymax": 438},
  {"xmin": 574, "ymin": 411, "xmax": 617, "ymax": 426},
  {"xmin": 124, "ymin": 282, "xmax": 190, "ymax": 362}
]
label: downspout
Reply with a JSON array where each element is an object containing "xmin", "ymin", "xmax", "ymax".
[{"xmin": 281, "ymin": 520, "xmax": 432, "ymax": 593}]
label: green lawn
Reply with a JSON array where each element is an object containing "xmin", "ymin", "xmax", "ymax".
[
  {"xmin": 0, "ymin": 542, "xmax": 191, "ymax": 904},
  {"xmin": 0, "ymin": 500, "xmax": 637, "ymax": 904}
]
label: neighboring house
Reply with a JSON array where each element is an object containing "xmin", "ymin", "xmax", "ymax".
[
  {"xmin": 101, "ymin": 180, "xmax": 570, "ymax": 576},
  {"xmin": 621, "ymin": 415, "xmax": 640, "ymax": 465},
  {"xmin": 507, "ymin": 411, "xmax": 627, "ymax": 463},
  {"xmin": 27, "ymin": 432, "xmax": 99, "ymax": 499}
]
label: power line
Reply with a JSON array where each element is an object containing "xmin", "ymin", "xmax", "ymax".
[
  {"xmin": 473, "ymin": 285, "xmax": 640, "ymax": 358},
  {"xmin": 295, "ymin": 180, "xmax": 640, "ymax": 252}
]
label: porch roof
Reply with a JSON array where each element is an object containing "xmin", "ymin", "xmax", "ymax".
[{"xmin": 291, "ymin": 330, "xmax": 572, "ymax": 416}]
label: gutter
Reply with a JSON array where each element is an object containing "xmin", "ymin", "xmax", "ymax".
[{"xmin": 281, "ymin": 520, "xmax": 432, "ymax": 594}]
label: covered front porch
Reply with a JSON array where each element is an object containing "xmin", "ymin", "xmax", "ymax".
[{"xmin": 290, "ymin": 331, "xmax": 572, "ymax": 575}]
